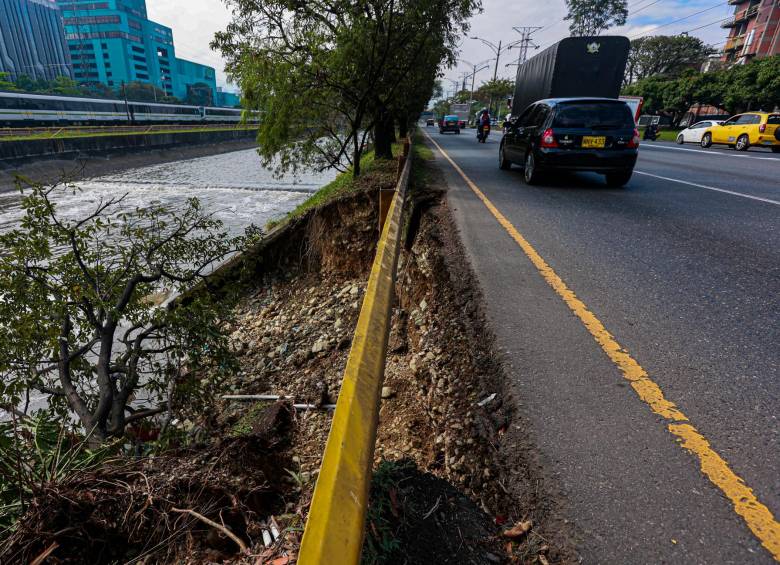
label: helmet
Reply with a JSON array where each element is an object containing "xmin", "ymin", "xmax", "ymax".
[{"xmin": 481, "ymin": 108, "xmax": 488, "ymax": 113}]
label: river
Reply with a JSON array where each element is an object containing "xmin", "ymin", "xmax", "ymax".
[
  {"xmin": 0, "ymin": 147, "xmax": 337, "ymax": 420},
  {"xmin": 0, "ymin": 148, "xmax": 337, "ymax": 235}
]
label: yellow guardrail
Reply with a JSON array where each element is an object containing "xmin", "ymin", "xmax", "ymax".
[{"xmin": 298, "ymin": 141, "xmax": 412, "ymax": 564}]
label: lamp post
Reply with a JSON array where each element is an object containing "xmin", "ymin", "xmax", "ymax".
[
  {"xmin": 470, "ymin": 36, "xmax": 527, "ymax": 113},
  {"xmin": 458, "ymin": 58, "xmax": 491, "ymax": 124}
]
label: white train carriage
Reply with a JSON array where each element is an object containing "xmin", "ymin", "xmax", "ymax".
[{"xmin": 0, "ymin": 91, "xmax": 130, "ymax": 125}]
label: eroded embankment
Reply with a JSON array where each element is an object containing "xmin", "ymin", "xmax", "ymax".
[{"xmin": 1, "ymin": 149, "xmax": 568, "ymax": 564}]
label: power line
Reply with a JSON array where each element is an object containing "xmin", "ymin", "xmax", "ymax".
[
  {"xmin": 629, "ymin": 1, "xmax": 730, "ymax": 39},
  {"xmin": 630, "ymin": 0, "xmax": 663, "ymax": 17}
]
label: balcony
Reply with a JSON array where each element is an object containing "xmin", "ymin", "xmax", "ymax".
[
  {"xmin": 721, "ymin": 4, "xmax": 759, "ymax": 27},
  {"xmin": 724, "ymin": 34, "xmax": 746, "ymax": 52}
]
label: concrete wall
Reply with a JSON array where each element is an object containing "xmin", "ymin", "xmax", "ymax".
[{"xmin": 0, "ymin": 127, "xmax": 258, "ymax": 164}]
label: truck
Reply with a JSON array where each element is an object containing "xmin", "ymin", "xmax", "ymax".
[
  {"xmin": 510, "ymin": 36, "xmax": 630, "ymax": 117},
  {"xmin": 450, "ymin": 103, "xmax": 471, "ymax": 128}
]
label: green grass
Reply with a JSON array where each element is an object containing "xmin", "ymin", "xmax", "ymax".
[
  {"xmin": 0, "ymin": 125, "xmax": 258, "ymax": 143},
  {"xmin": 638, "ymin": 127, "xmax": 682, "ymax": 142},
  {"xmin": 266, "ymin": 142, "xmax": 405, "ymax": 231}
]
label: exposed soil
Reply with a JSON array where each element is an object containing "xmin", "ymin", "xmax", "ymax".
[{"xmin": 1, "ymin": 150, "xmax": 572, "ymax": 563}]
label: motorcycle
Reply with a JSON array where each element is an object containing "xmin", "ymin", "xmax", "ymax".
[
  {"xmin": 477, "ymin": 123, "xmax": 491, "ymax": 143},
  {"xmin": 643, "ymin": 124, "xmax": 659, "ymax": 141}
]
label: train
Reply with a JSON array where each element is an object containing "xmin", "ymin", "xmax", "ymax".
[{"xmin": 0, "ymin": 91, "xmax": 256, "ymax": 127}]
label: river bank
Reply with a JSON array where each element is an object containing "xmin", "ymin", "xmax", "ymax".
[
  {"xmin": 1, "ymin": 136, "xmax": 568, "ymax": 564},
  {"xmin": 0, "ymin": 138, "xmax": 259, "ymax": 193}
]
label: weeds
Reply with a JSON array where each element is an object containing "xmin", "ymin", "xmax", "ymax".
[
  {"xmin": 0, "ymin": 412, "xmax": 115, "ymax": 540},
  {"xmin": 361, "ymin": 459, "xmax": 415, "ymax": 564}
]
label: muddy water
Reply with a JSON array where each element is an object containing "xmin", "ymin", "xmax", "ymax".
[{"xmin": 0, "ymin": 148, "xmax": 337, "ymax": 236}]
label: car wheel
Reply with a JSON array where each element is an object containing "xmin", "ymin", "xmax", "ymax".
[
  {"xmin": 676, "ymin": 134, "xmax": 685, "ymax": 145},
  {"xmin": 735, "ymin": 134, "xmax": 750, "ymax": 151},
  {"xmin": 701, "ymin": 133, "xmax": 712, "ymax": 148},
  {"xmin": 523, "ymin": 151, "xmax": 542, "ymax": 185},
  {"xmin": 456, "ymin": 129, "xmax": 460, "ymax": 135},
  {"xmin": 605, "ymin": 171, "xmax": 632, "ymax": 188},
  {"xmin": 499, "ymin": 143, "xmax": 512, "ymax": 170}
]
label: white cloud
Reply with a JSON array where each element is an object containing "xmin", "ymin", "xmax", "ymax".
[
  {"xmin": 446, "ymin": 0, "xmax": 736, "ymax": 94},
  {"xmin": 146, "ymin": 0, "xmax": 235, "ymax": 91},
  {"xmin": 144, "ymin": 0, "xmax": 737, "ymax": 96}
]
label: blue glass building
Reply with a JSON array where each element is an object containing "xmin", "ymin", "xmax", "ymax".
[
  {"xmin": 56, "ymin": 0, "xmax": 220, "ymax": 103},
  {"xmin": 0, "ymin": 0, "xmax": 73, "ymax": 81}
]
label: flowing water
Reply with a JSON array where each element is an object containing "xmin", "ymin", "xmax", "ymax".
[
  {"xmin": 0, "ymin": 148, "xmax": 337, "ymax": 235},
  {"xmin": 0, "ymin": 148, "xmax": 337, "ymax": 419}
]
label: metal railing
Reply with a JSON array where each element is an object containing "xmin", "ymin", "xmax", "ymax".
[
  {"xmin": 298, "ymin": 140, "xmax": 412, "ymax": 565},
  {"xmin": 0, "ymin": 124, "xmax": 259, "ymax": 139}
]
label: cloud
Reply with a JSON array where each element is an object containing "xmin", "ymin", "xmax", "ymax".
[
  {"xmin": 144, "ymin": 0, "xmax": 736, "ymax": 96},
  {"xmin": 146, "ymin": 0, "xmax": 235, "ymax": 91},
  {"xmin": 445, "ymin": 0, "xmax": 735, "ymax": 93}
]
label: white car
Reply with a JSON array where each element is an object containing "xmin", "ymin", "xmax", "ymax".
[{"xmin": 676, "ymin": 120, "xmax": 725, "ymax": 144}]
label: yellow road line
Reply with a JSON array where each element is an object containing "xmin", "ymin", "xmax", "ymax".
[{"xmin": 424, "ymin": 132, "xmax": 780, "ymax": 561}]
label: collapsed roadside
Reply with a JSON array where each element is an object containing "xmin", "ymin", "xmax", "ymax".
[{"xmin": 1, "ymin": 134, "xmax": 573, "ymax": 564}]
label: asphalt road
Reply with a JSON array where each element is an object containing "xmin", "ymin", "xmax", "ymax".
[{"xmin": 423, "ymin": 129, "xmax": 780, "ymax": 564}]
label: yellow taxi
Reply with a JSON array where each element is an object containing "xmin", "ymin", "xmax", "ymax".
[{"xmin": 700, "ymin": 112, "xmax": 780, "ymax": 152}]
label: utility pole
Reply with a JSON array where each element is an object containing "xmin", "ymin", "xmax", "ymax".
[{"xmin": 508, "ymin": 26, "xmax": 542, "ymax": 69}]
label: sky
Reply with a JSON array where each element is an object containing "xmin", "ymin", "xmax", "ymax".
[{"xmin": 146, "ymin": 0, "xmax": 736, "ymax": 95}]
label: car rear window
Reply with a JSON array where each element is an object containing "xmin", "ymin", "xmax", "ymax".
[
  {"xmin": 552, "ymin": 103, "xmax": 634, "ymax": 129},
  {"xmin": 767, "ymin": 115, "xmax": 780, "ymax": 125}
]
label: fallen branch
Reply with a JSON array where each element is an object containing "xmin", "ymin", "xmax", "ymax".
[{"xmin": 171, "ymin": 507, "xmax": 248, "ymax": 553}]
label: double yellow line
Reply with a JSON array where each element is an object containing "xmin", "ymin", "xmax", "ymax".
[{"xmin": 424, "ymin": 132, "xmax": 780, "ymax": 561}]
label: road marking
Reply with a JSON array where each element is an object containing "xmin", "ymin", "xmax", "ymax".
[
  {"xmin": 634, "ymin": 171, "xmax": 780, "ymax": 206},
  {"xmin": 643, "ymin": 143, "xmax": 780, "ymax": 161},
  {"xmin": 424, "ymin": 131, "xmax": 780, "ymax": 561}
]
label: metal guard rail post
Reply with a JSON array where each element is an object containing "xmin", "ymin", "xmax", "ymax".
[{"xmin": 298, "ymin": 141, "xmax": 412, "ymax": 564}]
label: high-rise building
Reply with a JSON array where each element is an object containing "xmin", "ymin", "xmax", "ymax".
[
  {"xmin": 57, "ymin": 0, "xmax": 176, "ymax": 94},
  {"xmin": 721, "ymin": 0, "xmax": 780, "ymax": 64},
  {"xmin": 173, "ymin": 57, "xmax": 217, "ymax": 105},
  {"xmin": 56, "ymin": 0, "xmax": 219, "ymax": 104},
  {"xmin": 0, "ymin": 0, "xmax": 73, "ymax": 81}
]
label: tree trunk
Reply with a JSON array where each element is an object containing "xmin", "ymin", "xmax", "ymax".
[
  {"xmin": 373, "ymin": 113, "xmax": 394, "ymax": 160},
  {"xmin": 352, "ymin": 131, "xmax": 362, "ymax": 178},
  {"xmin": 398, "ymin": 115, "xmax": 409, "ymax": 139}
]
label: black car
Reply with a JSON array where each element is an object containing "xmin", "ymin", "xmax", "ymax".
[{"xmin": 499, "ymin": 98, "xmax": 639, "ymax": 187}]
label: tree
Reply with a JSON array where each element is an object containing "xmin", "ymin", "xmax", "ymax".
[
  {"xmin": 0, "ymin": 180, "xmax": 244, "ymax": 446},
  {"xmin": 0, "ymin": 72, "xmax": 18, "ymax": 91},
  {"xmin": 212, "ymin": 0, "xmax": 480, "ymax": 177},
  {"xmin": 80, "ymin": 81, "xmax": 115, "ymax": 99},
  {"xmin": 625, "ymin": 35, "xmax": 713, "ymax": 85},
  {"xmin": 122, "ymin": 81, "xmax": 167, "ymax": 102},
  {"xmin": 565, "ymin": 0, "xmax": 628, "ymax": 36},
  {"xmin": 47, "ymin": 76, "xmax": 83, "ymax": 96}
]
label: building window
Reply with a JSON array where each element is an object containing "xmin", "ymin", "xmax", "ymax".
[
  {"xmin": 136, "ymin": 73, "xmax": 149, "ymax": 80},
  {"xmin": 132, "ymin": 55, "xmax": 146, "ymax": 62},
  {"xmin": 106, "ymin": 72, "xmax": 112, "ymax": 77},
  {"xmin": 131, "ymin": 46, "xmax": 145, "ymax": 54},
  {"xmin": 63, "ymin": 16, "xmax": 121, "ymax": 25}
]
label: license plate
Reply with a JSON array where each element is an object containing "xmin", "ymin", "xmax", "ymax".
[{"xmin": 582, "ymin": 136, "xmax": 606, "ymax": 148}]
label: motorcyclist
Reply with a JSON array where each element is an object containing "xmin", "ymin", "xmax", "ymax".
[
  {"xmin": 477, "ymin": 108, "xmax": 491, "ymax": 142},
  {"xmin": 643, "ymin": 122, "xmax": 659, "ymax": 141}
]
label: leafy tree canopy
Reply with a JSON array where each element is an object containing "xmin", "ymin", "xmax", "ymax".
[
  {"xmin": 212, "ymin": 0, "xmax": 481, "ymax": 177},
  {"xmin": 0, "ymin": 181, "xmax": 245, "ymax": 445},
  {"xmin": 625, "ymin": 35, "xmax": 714, "ymax": 85},
  {"xmin": 565, "ymin": 0, "xmax": 627, "ymax": 36}
]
